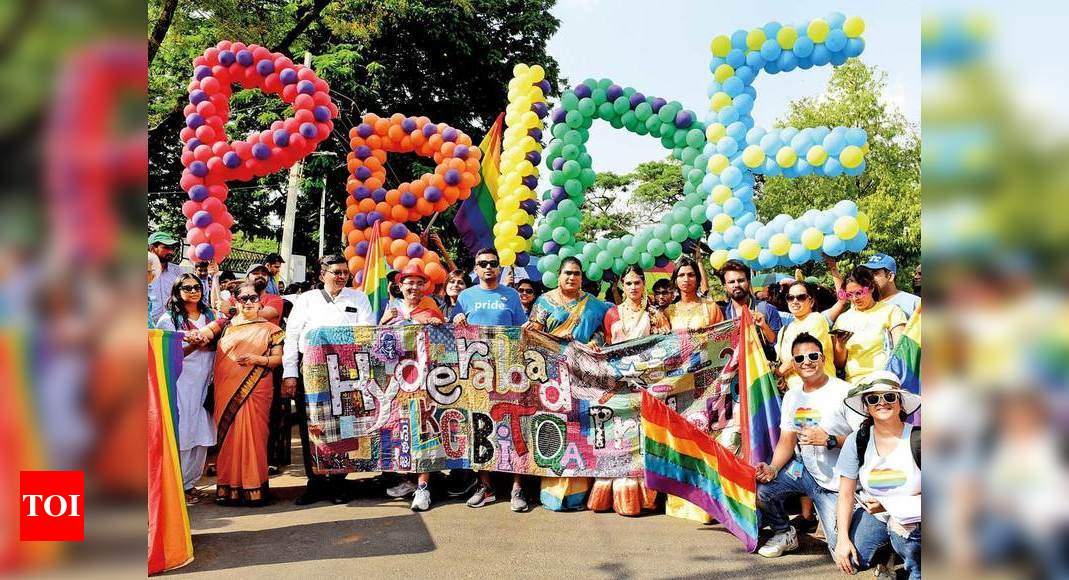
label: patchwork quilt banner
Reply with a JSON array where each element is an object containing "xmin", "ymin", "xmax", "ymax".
[{"xmin": 302, "ymin": 319, "xmax": 741, "ymax": 477}]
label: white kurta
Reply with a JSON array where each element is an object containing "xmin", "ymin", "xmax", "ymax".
[{"xmin": 156, "ymin": 313, "xmax": 217, "ymax": 451}]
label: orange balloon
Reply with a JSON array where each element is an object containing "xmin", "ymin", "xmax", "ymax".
[
  {"xmin": 466, "ymin": 158, "xmax": 481, "ymax": 173},
  {"xmin": 345, "ymin": 204, "xmax": 358, "ymax": 219},
  {"xmin": 366, "ymin": 135, "xmax": 382, "ymax": 149},
  {"xmin": 375, "ymin": 202, "xmax": 391, "ymax": 216},
  {"xmin": 405, "ymin": 232, "xmax": 419, "ymax": 244},
  {"xmin": 448, "ymin": 157, "xmax": 465, "ymax": 172},
  {"xmin": 343, "ymin": 246, "xmax": 356, "ymax": 260},
  {"xmin": 385, "ymin": 190, "xmax": 401, "ymax": 205},
  {"xmin": 364, "ymin": 157, "xmax": 382, "ymax": 172},
  {"xmin": 348, "ymin": 256, "xmax": 362, "ymax": 273},
  {"xmin": 415, "ymin": 198, "xmax": 433, "ymax": 216},
  {"xmin": 347, "ymin": 229, "xmax": 362, "ymax": 245},
  {"xmin": 378, "ymin": 221, "xmax": 393, "ymax": 236},
  {"xmin": 441, "ymin": 142, "xmax": 456, "ymax": 158},
  {"xmin": 347, "ymin": 158, "xmax": 361, "ymax": 173},
  {"xmin": 364, "ymin": 176, "xmax": 383, "ymax": 191},
  {"xmin": 423, "ymin": 250, "xmax": 439, "ymax": 264},
  {"xmin": 358, "ymin": 198, "xmax": 375, "ymax": 213},
  {"xmin": 389, "ymin": 238, "xmax": 408, "ymax": 256},
  {"xmin": 374, "ymin": 118, "xmax": 390, "ymax": 136},
  {"xmin": 373, "ymin": 150, "xmax": 387, "ymax": 164},
  {"xmin": 408, "ymin": 258, "xmax": 425, "ymax": 270},
  {"xmin": 433, "ymin": 199, "xmax": 448, "ymax": 212},
  {"xmin": 392, "ymin": 255, "xmax": 410, "ymax": 270},
  {"xmin": 424, "ymin": 262, "xmax": 446, "ymax": 284},
  {"xmin": 387, "ymin": 124, "xmax": 405, "ymax": 142},
  {"xmin": 461, "ymin": 172, "xmax": 477, "ymax": 188},
  {"xmin": 391, "ymin": 205, "xmax": 409, "ymax": 222},
  {"xmin": 390, "ymin": 113, "xmax": 405, "ymax": 124},
  {"xmin": 348, "ymin": 126, "xmax": 360, "ymax": 139},
  {"xmin": 427, "ymin": 134, "xmax": 443, "ymax": 151},
  {"xmin": 342, "ymin": 221, "xmax": 354, "ymax": 237},
  {"xmin": 363, "ymin": 113, "xmax": 380, "ymax": 126}
]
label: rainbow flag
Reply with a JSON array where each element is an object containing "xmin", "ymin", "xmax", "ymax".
[
  {"xmin": 641, "ymin": 391, "xmax": 759, "ymax": 551},
  {"xmin": 887, "ymin": 304, "xmax": 921, "ymax": 395},
  {"xmin": 359, "ymin": 222, "xmax": 390, "ymax": 322},
  {"xmin": 148, "ymin": 329, "xmax": 193, "ymax": 574},
  {"xmin": 737, "ymin": 309, "xmax": 781, "ymax": 465},
  {"xmin": 453, "ymin": 113, "xmax": 503, "ymax": 253}
]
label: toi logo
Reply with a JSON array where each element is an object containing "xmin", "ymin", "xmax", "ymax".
[{"xmin": 20, "ymin": 471, "xmax": 84, "ymax": 541}]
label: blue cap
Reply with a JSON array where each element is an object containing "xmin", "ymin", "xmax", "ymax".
[{"xmin": 860, "ymin": 253, "xmax": 896, "ymax": 274}]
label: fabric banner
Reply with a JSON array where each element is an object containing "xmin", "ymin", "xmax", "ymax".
[{"xmin": 302, "ymin": 319, "xmax": 741, "ymax": 477}]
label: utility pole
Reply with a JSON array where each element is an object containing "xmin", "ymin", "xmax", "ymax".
[
  {"xmin": 280, "ymin": 51, "xmax": 312, "ymax": 272},
  {"xmin": 318, "ymin": 176, "xmax": 327, "ymax": 258}
]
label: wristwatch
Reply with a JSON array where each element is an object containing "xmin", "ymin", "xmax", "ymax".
[{"xmin": 826, "ymin": 437, "xmax": 838, "ymax": 450}]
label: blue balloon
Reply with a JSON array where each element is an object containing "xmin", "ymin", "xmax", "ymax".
[
  {"xmin": 760, "ymin": 133, "xmax": 781, "ymax": 152},
  {"xmin": 790, "ymin": 132, "xmax": 812, "ymax": 153},
  {"xmin": 823, "ymin": 132, "xmax": 846, "ymax": 155},
  {"xmin": 764, "ymin": 21, "xmax": 782, "ymax": 37},
  {"xmin": 744, "ymin": 221, "xmax": 761, "ymax": 238},
  {"xmin": 724, "ymin": 197, "xmax": 743, "ymax": 217},
  {"xmin": 763, "ymin": 60, "xmax": 780, "ymax": 75},
  {"xmin": 727, "ymin": 121, "xmax": 748, "ymax": 142},
  {"xmin": 827, "ymin": 12, "xmax": 846, "ymax": 28},
  {"xmin": 812, "ymin": 45, "xmax": 831, "ymax": 66},
  {"xmin": 826, "ymin": 29, "xmax": 848, "ymax": 52},
  {"xmin": 746, "ymin": 51, "xmax": 766, "ymax": 70},
  {"xmin": 735, "ymin": 186, "xmax": 754, "ymax": 202},
  {"xmin": 718, "ymin": 107, "xmax": 739, "ymax": 125},
  {"xmin": 706, "ymin": 80, "xmax": 722, "ymax": 97},
  {"xmin": 823, "ymin": 235, "xmax": 846, "ymax": 257},
  {"xmin": 746, "ymin": 127, "xmax": 766, "ymax": 145},
  {"xmin": 723, "ymin": 76, "xmax": 744, "ymax": 97},
  {"xmin": 717, "ymin": 137, "xmax": 739, "ymax": 156},
  {"xmin": 833, "ymin": 199, "xmax": 859, "ymax": 217},
  {"xmin": 784, "ymin": 220, "xmax": 805, "ymax": 242},
  {"xmin": 707, "ymin": 231, "xmax": 726, "ymax": 249},
  {"xmin": 830, "ymin": 51, "xmax": 848, "ymax": 66},
  {"xmin": 735, "ymin": 66, "xmax": 756, "ymax": 85},
  {"xmin": 845, "ymin": 231, "xmax": 869, "ymax": 253},
  {"xmin": 726, "ymin": 48, "xmax": 746, "ymax": 68},
  {"xmin": 846, "ymin": 38, "xmax": 865, "ymax": 58},
  {"xmin": 704, "ymin": 203, "xmax": 722, "ymax": 220},
  {"xmin": 777, "ymin": 50, "xmax": 798, "ymax": 72},
  {"xmin": 825, "ymin": 158, "xmax": 843, "ymax": 177},
  {"xmin": 793, "ymin": 36, "xmax": 815, "ymax": 58},
  {"xmin": 733, "ymin": 93, "xmax": 755, "ymax": 114},
  {"xmin": 758, "ymin": 249, "xmax": 778, "ymax": 269},
  {"xmin": 736, "ymin": 211, "xmax": 756, "ymax": 227},
  {"xmin": 721, "ymin": 166, "xmax": 743, "ymax": 187},
  {"xmin": 815, "ymin": 211, "xmax": 837, "ymax": 233},
  {"xmin": 724, "ymin": 226, "xmax": 744, "ymax": 246},
  {"xmin": 760, "ymin": 39, "xmax": 782, "ymax": 61},
  {"xmin": 796, "ymin": 160, "xmax": 813, "ymax": 176},
  {"xmin": 780, "ymin": 127, "xmax": 799, "ymax": 143},
  {"xmin": 762, "ymin": 158, "xmax": 781, "ymax": 176},
  {"xmin": 755, "ymin": 226, "xmax": 773, "ymax": 245},
  {"xmin": 788, "ymin": 243, "xmax": 809, "ymax": 264},
  {"xmin": 728, "ymin": 249, "xmax": 741, "ymax": 261},
  {"xmin": 845, "ymin": 128, "xmax": 867, "ymax": 146}
]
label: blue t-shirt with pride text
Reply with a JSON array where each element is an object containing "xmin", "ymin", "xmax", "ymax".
[{"xmin": 454, "ymin": 285, "xmax": 527, "ymax": 326}]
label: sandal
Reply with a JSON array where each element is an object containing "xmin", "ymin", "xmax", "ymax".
[{"xmin": 184, "ymin": 491, "xmax": 201, "ymax": 506}]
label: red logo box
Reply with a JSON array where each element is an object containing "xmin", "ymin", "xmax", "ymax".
[{"xmin": 20, "ymin": 471, "xmax": 84, "ymax": 541}]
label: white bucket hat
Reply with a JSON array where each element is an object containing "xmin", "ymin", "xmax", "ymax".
[{"xmin": 844, "ymin": 370, "xmax": 921, "ymax": 417}]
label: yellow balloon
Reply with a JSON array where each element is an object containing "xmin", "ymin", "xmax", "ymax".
[
  {"xmin": 806, "ymin": 144, "xmax": 828, "ymax": 166},
  {"xmin": 843, "ymin": 16, "xmax": 865, "ymax": 38},
  {"xmin": 742, "ymin": 145, "xmax": 765, "ymax": 168},
  {"xmin": 712, "ymin": 213, "xmax": 733, "ymax": 233},
  {"xmin": 705, "ymin": 123, "xmax": 726, "ymax": 142},
  {"xmin": 833, "ymin": 215, "xmax": 860, "ymax": 240},
  {"xmin": 801, "ymin": 227, "xmax": 824, "ymax": 250},
  {"xmin": 499, "ymin": 248, "xmax": 517, "ymax": 267},
  {"xmin": 710, "ymin": 92, "xmax": 732, "ymax": 111},
  {"xmin": 528, "ymin": 64, "xmax": 546, "ymax": 82},
  {"xmin": 777, "ymin": 26, "xmax": 798, "ymax": 49},
  {"xmin": 739, "ymin": 238, "xmax": 761, "ymax": 261},
  {"xmin": 712, "ymin": 184, "xmax": 732, "ymax": 204},
  {"xmin": 808, "ymin": 19, "xmax": 830, "ymax": 43},
  {"xmin": 707, "ymin": 154, "xmax": 730, "ymax": 174},
  {"xmin": 710, "ymin": 249, "xmax": 730, "ymax": 270},
  {"xmin": 512, "ymin": 63, "xmax": 529, "ymax": 77},
  {"xmin": 857, "ymin": 211, "xmax": 870, "ymax": 232},
  {"xmin": 746, "ymin": 29, "xmax": 766, "ymax": 51},
  {"xmin": 714, "ymin": 64, "xmax": 735, "ymax": 83},
  {"xmin": 710, "ymin": 35, "xmax": 732, "ymax": 57},
  {"xmin": 776, "ymin": 147, "xmax": 798, "ymax": 168},
  {"xmin": 839, "ymin": 145, "xmax": 864, "ymax": 169},
  {"xmin": 769, "ymin": 233, "xmax": 791, "ymax": 256}
]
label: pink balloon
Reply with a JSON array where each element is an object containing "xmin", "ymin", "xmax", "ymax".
[
  {"xmin": 202, "ymin": 196, "xmax": 222, "ymax": 214},
  {"xmin": 188, "ymin": 227, "xmax": 209, "ymax": 246},
  {"xmin": 182, "ymin": 200, "xmax": 199, "ymax": 219},
  {"xmin": 205, "ymin": 223, "xmax": 226, "ymax": 242},
  {"xmin": 214, "ymin": 240, "xmax": 232, "ymax": 258}
]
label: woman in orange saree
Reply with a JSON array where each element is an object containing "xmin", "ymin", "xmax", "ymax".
[{"xmin": 212, "ymin": 281, "xmax": 284, "ymax": 506}]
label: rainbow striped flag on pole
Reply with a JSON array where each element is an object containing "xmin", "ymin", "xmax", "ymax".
[
  {"xmin": 641, "ymin": 391, "xmax": 759, "ymax": 552},
  {"xmin": 737, "ymin": 308, "xmax": 782, "ymax": 465},
  {"xmin": 359, "ymin": 222, "xmax": 390, "ymax": 322},
  {"xmin": 148, "ymin": 329, "xmax": 193, "ymax": 574},
  {"xmin": 887, "ymin": 304, "xmax": 921, "ymax": 394},
  {"xmin": 452, "ymin": 113, "xmax": 503, "ymax": 253}
]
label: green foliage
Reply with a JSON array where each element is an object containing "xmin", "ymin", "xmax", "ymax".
[
  {"xmin": 576, "ymin": 171, "xmax": 634, "ymax": 242},
  {"xmin": 230, "ymin": 231, "xmax": 282, "ymax": 254},
  {"xmin": 630, "ymin": 159, "xmax": 685, "ymax": 215},
  {"xmin": 759, "ymin": 60, "xmax": 920, "ymax": 283}
]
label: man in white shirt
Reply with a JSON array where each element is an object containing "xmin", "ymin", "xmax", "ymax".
[
  {"xmin": 148, "ymin": 231, "xmax": 181, "ymax": 323},
  {"xmin": 754, "ymin": 332, "xmax": 857, "ymax": 559},
  {"xmin": 282, "ymin": 254, "xmax": 375, "ymax": 505}
]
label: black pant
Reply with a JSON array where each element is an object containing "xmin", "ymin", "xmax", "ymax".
[{"xmin": 293, "ymin": 370, "xmax": 345, "ymax": 495}]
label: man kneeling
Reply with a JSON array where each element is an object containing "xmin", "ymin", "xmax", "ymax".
[{"xmin": 755, "ymin": 333, "xmax": 856, "ymax": 558}]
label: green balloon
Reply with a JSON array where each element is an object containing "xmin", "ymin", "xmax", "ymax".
[
  {"xmin": 639, "ymin": 252, "xmax": 655, "ymax": 269},
  {"xmin": 537, "ymin": 223, "xmax": 552, "ymax": 239},
  {"xmin": 542, "ymin": 271, "xmax": 559, "ymax": 289},
  {"xmin": 686, "ymin": 128, "xmax": 705, "ymax": 148},
  {"xmin": 648, "ymin": 238, "xmax": 666, "ymax": 257},
  {"xmin": 595, "ymin": 252, "xmax": 612, "ymax": 269},
  {"xmin": 551, "ymin": 123, "xmax": 568, "ymax": 139},
  {"xmin": 690, "ymin": 204, "xmax": 707, "ymax": 223},
  {"xmin": 687, "ymin": 168, "xmax": 704, "ymax": 185},
  {"xmin": 597, "ymin": 78, "xmax": 612, "ymax": 90},
  {"xmin": 591, "ymin": 88, "xmax": 607, "ymax": 105},
  {"xmin": 653, "ymin": 224, "xmax": 670, "ymax": 240},
  {"xmin": 607, "ymin": 239, "xmax": 622, "ymax": 257},
  {"xmin": 579, "ymin": 168, "xmax": 596, "ymax": 187},
  {"xmin": 578, "ymin": 152, "xmax": 593, "ymax": 167},
  {"xmin": 597, "ymin": 102, "xmax": 615, "ymax": 119},
  {"xmin": 621, "ymin": 111, "xmax": 638, "ymax": 131},
  {"xmin": 565, "ymin": 110, "xmax": 583, "ymax": 128},
  {"xmin": 577, "ymin": 98, "xmax": 596, "ymax": 117},
  {"xmin": 557, "ymin": 199, "xmax": 577, "ymax": 216},
  {"xmin": 543, "ymin": 254, "xmax": 561, "ymax": 273},
  {"xmin": 559, "ymin": 245, "xmax": 577, "ymax": 259},
  {"xmin": 670, "ymin": 223, "xmax": 687, "ymax": 242},
  {"xmin": 622, "ymin": 246, "xmax": 638, "ymax": 263},
  {"xmin": 688, "ymin": 223, "xmax": 705, "ymax": 239},
  {"xmin": 681, "ymin": 148, "xmax": 698, "ymax": 165},
  {"xmin": 673, "ymin": 129, "xmax": 688, "ymax": 147},
  {"xmin": 564, "ymin": 179, "xmax": 583, "ymax": 196},
  {"xmin": 561, "ymin": 143, "xmax": 579, "ymax": 159},
  {"xmin": 547, "ymin": 211, "xmax": 563, "ymax": 227},
  {"xmin": 552, "ymin": 226, "xmax": 570, "ymax": 244},
  {"xmin": 660, "ymin": 134, "xmax": 675, "ymax": 149},
  {"xmin": 634, "ymin": 102, "xmax": 652, "ymax": 121},
  {"xmin": 582, "ymin": 78, "xmax": 598, "ymax": 89},
  {"xmin": 672, "ymin": 205, "xmax": 689, "ymax": 223},
  {"xmin": 587, "ymin": 267, "xmax": 603, "ymax": 282},
  {"xmin": 549, "ymin": 170, "xmax": 565, "ymax": 186},
  {"xmin": 634, "ymin": 124, "xmax": 649, "ymax": 136},
  {"xmin": 609, "ymin": 116, "xmax": 624, "ymax": 129},
  {"xmin": 645, "ymin": 116, "xmax": 662, "ymax": 136},
  {"xmin": 546, "ymin": 140, "xmax": 563, "ymax": 158},
  {"xmin": 561, "ymin": 91, "xmax": 579, "ymax": 109},
  {"xmin": 664, "ymin": 240, "xmax": 683, "ymax": 260},
  {"xmin": 562, "ymin": 159, "xmax": 581, "ymax": 179},
  {"xmin": 613, "ymin": 96, "xmax": 630, "ymax": 115},
  {"xmin": 564, "ymin": 216, "xmax": 581, "ymax": 232},
  {"xmin": 657, "ymin": 104, "xmax": 675, "ymax": 123}
]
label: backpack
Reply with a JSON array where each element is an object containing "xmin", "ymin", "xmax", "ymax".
[{"xmin": 855, "ymin": 425, "xmax": 920, "ymax": 469}]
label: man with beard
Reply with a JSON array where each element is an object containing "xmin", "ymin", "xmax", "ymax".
[
  {"xmin": 241, "ymin": 263, "xmax": 283, "ymax": 326},
  {"xmin": 718, "ymin": 259, "xmax": 781, "ymax": 347},
  {"xmin": 148, "ymin": 231, "xmax": 181, "ymax": 322},
  {"xmin": 859, "ymin": 253, "xmax": 920, "ymax": 318}
]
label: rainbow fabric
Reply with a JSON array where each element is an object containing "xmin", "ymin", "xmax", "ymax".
[
  {"xmin": 359, "ymin": 222, "xmax": 390, "ymax": 322},
  {"xmin": 868, "ymin": 468, "xmax": 908, "ymax": 491},
  {"xmin": 147, "ymin": 329, "xmax": 193, "ymax": 574},
  {"xmin": 453, "ymin": 113, "xmax": 503, "ymax": 253},
  {"xmin": 641, "ymin": 391, "xmax": 759, "ymax": 552},
  {"xmin": 737, "ymin": 309, "xmax": 781, "ymax": 465},
  {"xmin": 887, "ymin": 304, "xmax": 921, "ymax": 395}
]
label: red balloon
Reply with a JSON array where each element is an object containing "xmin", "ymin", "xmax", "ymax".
[
  {"xmin": 202, "ymin": 196, "xmax": 223, "ymax": 214},
  {"xmin": 204, "ymin": 47, "xmax": 220, "ymax": 65},
  {"xmin": 281, "ymin": 84, "xmax": 298, "ymax": 102},
  {"xmin": 219, "ymin": 211, "xmax": 234, "ymax": 228},
  {"xmin": 200, "ymin": 76, "xmax": 220, "ymax": 94},
  {"xmin": 216, "ymin": 40, "xmax": 232, "ymax": 51},
  {"xmin": 209, "ymin": 184, "xmax": 228, "ymax": 199},
  {"xmin": 213, "ymin": 240, "xmax": 232, "ymax": 258},
  {"xmin": 264, "ymin": 73, "xmax": 281, "ymax": 93},
  {"xmin": 193, "ymin": 144, "xmax": 212, "ymax": 161},
  {"xmin": 182, "ymin": 200, "xmax": 199, "ymax": 219},
  {"xmin": 206, "ymin": 223, "xmax": 226, "ymax": 242},
  {"xmin": 179, "ymin": 172, "xmax": 201, "ymax": 191},
  {"xmin": 188, "ymin": 227, "xmax": 208, "ymax": 245}
]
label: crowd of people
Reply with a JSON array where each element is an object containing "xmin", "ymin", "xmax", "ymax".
[{"xmin": 148, "ymin": 229, "xmax": 921, "ymax": 578}]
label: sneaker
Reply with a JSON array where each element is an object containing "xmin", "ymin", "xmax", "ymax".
[
  {"xmin": 410, "ymin": 485, "xmax": 431, "ymax": 512},
  {"xmin": 445, "ymin": 472, "xmax": 479, "ymax": 497},
  {"xmin": 466, "ymin": 485, "xmax": 496, "ymax": 507},
  {"xmin": 510, "ymin": 488, "xmax": 529, "ymax": 512},
  {"xmin": 387, "ymin": 480, "xmax": 417, "ymax": 498},
  {"xmin": 758, "ymin": 528, "xmax": 799, "ymax": 558}
]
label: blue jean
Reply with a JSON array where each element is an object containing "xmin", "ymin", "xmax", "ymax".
[
  {"xmin": 846, "ymin": 508, "xmax": 922, "ymax": 580},
  {"xmin": 756, "ymin": 464, "xmax": 840, "ymax": 551}
]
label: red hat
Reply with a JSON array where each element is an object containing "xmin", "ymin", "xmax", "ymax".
[{"xmin": 396, "ymin": 263, "xmax": 429, "ymax": 284}]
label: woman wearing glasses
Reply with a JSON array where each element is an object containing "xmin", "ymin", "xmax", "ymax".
[
  {"xmin": 156, "ymin": 274, "xmax": 221, "ymax": 505},
  {"xmin": 834, "ymin": 371, "xmax": 922, "ymax": 579},
  {"xmin": 212, "ymin": 281, "xmax": 284, "ymax": 506},
  {"xmin": 514, "ymin": 279, "xmax": 541, "ymax": 316},
  {"xmin": 833, "ymin": 268, "xmax": 907, "ymax": 384},
  {"xmin": 775, "ymin": 265, "xmax": 848, "ymax": 390}
]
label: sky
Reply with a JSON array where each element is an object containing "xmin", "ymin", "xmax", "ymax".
[{"xmin": 544, "ymin": 0, "xmax": 921, "ymax": 175}]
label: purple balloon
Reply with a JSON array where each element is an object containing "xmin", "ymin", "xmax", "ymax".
[
  {"xmin": 252, "ymin": 143, "xmax": 270, "ymax": 160},
  {"xmin": 539, "ymin": 199, "xmax": 556, "ymax": 214},
  {"xmin": 527, "ymin": 128, "xmax": 543, "ymax": 141},
  {"xmin": 442, "ymin": 127, "xmax": 458, "ymax": 142},
  {"xmin": 401, "ymin": 118, "xmax": 417, "ymax": 132},
  {"xmin": 551, "ymin": 157, "xmax": 565, "ymax": 171},
  {"xmin": 655, "ymin": 256, "xmax": 669, "ymax": 267},
  {"xmin": 354, "ymin": 186, "xmax": 370, "ymax": 200},
  {"xmin": 520, "ymin": 199, "xmax": 539, "ymax": 214},
  {"xmin": 629, "ymin": 92, "xmax": 646, "ymax": 108},
  {"xmin": 355, "ymin": 241, "xmax": 369, "ymax": 256},
  {"xmin": 256, "ymin": 60, "xmax": 274, "ymax": 76},
  {"xmin": 357, "ymin": 124, "xmax": 374, "ymax": 138},
  {"xmin": 650, "ymin": 97, "xmax": 667, "ymax": 113},
  {"xmin": 186, "ymin": 113, "xmax": 204, "ymax": 129},
  {"xmin": 194, "ymin": 243, "xmax": 215, "ymax": 261},
  {"xmin": 299, "ymin": 122, "xmax": 318, "ymax": 139},
  {"xmin": 515, "ymin": 252, "xmax": 530, "ymax": 267},
  {"xmin": 355, "ymin": 166, "xmax": 372, "ymax": 180},
  {"xmin": 189, "ymin": 89, "xmax": 207, "ymax": 105},
  {"xmin": 407, "ymin": 244, "xmax": 425, "ymax": 259},
  {"xmin": 390, "ymin": 223, "xmax": 409, "ymax": 239},
  {"xmin": 279, "ymin": 68, "xmax": 298, "ymax": 85},
  {"xmin": 551, "ymin": 108, "xmax": 567, "ymax": 125},
  {"xmin": 372, "ymin": 187, "xmax": 387, "ymax": 202},
  {"xmin": 550, "ymin": 186, "xmax": 568, "ymax": 203},
  {"xmin": 424, "ymin": 186, "xmax": 442, "ymax": 202},
  {"xmin": 189, "ymin": 184, "xmax": 209, "ymax": 201},
  {"xmin": 218, "ymin": 50, "xmax": 235, "ymax": 66},
  {"xmin": 194, "ymin": 65, "xmax": 212, "ymax": 80},
  {"xmin": 273, "ymin": 129, "xmax": 290, "ymax": 147},
  {"xmin": 354, "ymin": 145, "xmax": 372, "ymax": 159},
  {"xmin": 192, "ymin": 210, "xmax": 213, "ymax": 228},
  {"xmin": 444, "ymin": 169, "xmax": 461, "ymax": 186},
  {"xmin": 297, "ymin": 80, "xmax": 315, "ymax": 95},
  {"xmin": 400, "ymin": 192, "xmax": 417, "ymax": 208},
  {"xmin": 236, "ymin": 50, "xmax": 253, "ymax": 66},
  {"xmin": 574, "ymin": 84, "xmax": 592, "ymax": 99},
  {"xmin": 531, "ymin": 102, "xmax": 549, "ymax": 118},
  {"xmin": 367, "ymin": 211, "xmax": 383, "ymax": 224},
  {"xmin": 313, "ymin": 106, "xmax": 331, "ymax": 122},
  {"xmin": 674, "ymin": 110, "xmax": 694, "ymax": 128},
  {"xmin": 354, "ymin": 214, "xmax": 367, "ymax": 229},
  {"xmin": 525, "ymin": 151, "xmax": 541, "ymax": 165},
  {"xmin": 606, "ymin": 84, "xmax": 623, "ymax": 101},
  {"xmin": 187, "ymin": 138, "xmax": 202, "ymax": 152},
  {"xmin": 521, "ymin": 175, "xmax": 538, "ymax": 189},
  {"xmin": 190, "ymin": 160, "xmax": 208, "ymax": 177},
  {"xmin": 544, "ymin": 241, "xmax": 561, "ymax": 254},
  {"xmin": 453, "ymin": 144, "xmax": 469, "ymax": 158},
  {"xmin": 422, "ymin": 123, "xmax": 438, "ymax": 137},
  {"xmin": 354, "ymin": 271, "xmax": 364, "ymax": 285},
  {"xmin": 223, "ymin": 152, "xmax": 241, "ymax": 168},
  {"xmin": 538, "ymin": 79, "xmax": 551, "ymax": 94},
  {"xmin": 518, "ymin": 224, "xmax": 534, "ymax": 238}
]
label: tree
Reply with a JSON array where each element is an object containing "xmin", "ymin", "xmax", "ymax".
[
  {"xmin": 629, "ymin": 159, "xmax": 684, "ymax": 217},
  {"xmin": 758, "ymin": 60, "xmax": 921, "ymax": 282},
  {"xmin": 576, "ymin": 171, "xmax": 634, "ymax": 241}
]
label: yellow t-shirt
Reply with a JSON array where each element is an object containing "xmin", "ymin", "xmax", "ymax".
[
  {"xmin": 834, "ymin": 301, "xmax": 908, "ymax": 384},
  {"xmin": 776, "ymin": 312, "xmax": 837, "ymax": 389}
]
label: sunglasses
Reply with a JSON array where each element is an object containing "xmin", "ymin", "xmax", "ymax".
[
  {"xmin": 654, "ymin": 290, "xmax": 673, "ymax": 296},
  {"xmin": 236, "ymin": 294, "xmax": 260, "ymax": 303},
  {"xmin": 179, "ymin": 285, "xmax": 202, "ymax": 292},
  {"xmin": 326, "ymin": 270, "xmax": 349, "ymax": 277},
  {"xmin": 786, "ymin": 293, "xmax": 809, "ymax": 302},
  {"xmin": 476, "ymin": 260, "xmax": 500, "ymax": 269},
  {"xmin": 518, "ymin": 288, "xmax": 535, "ymax": 294},
  {"xmin": 864, "ymin": 392, "xmax": 899, "ymax": 406},
  {"xmin": 838, "ymin": 287, "xmax": 872, "ymax": 300},
  {"xmin": 792, "ymin": 352, "xmax": 822, "ymax": 363}
]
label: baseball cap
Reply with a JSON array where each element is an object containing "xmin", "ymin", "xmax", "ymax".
[
  {"xmin": 148, "ymin": 231, "xmax": 179, "ymax": 246},
  {"xmin": 860, "ymin": 253, "xmax": 897, "ymax": 274},
  {"xmin": 246, "ymin": 263, "xmax": 270, "ymax": 276}
]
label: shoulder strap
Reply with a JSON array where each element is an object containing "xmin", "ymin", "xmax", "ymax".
[
  {"xmin": 910, "ymin": 426, "xmax": 921, "ymax": 468},
  {"xmin": 855, "ymin": 425, "xmax": 871, "ymax": 469}
]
